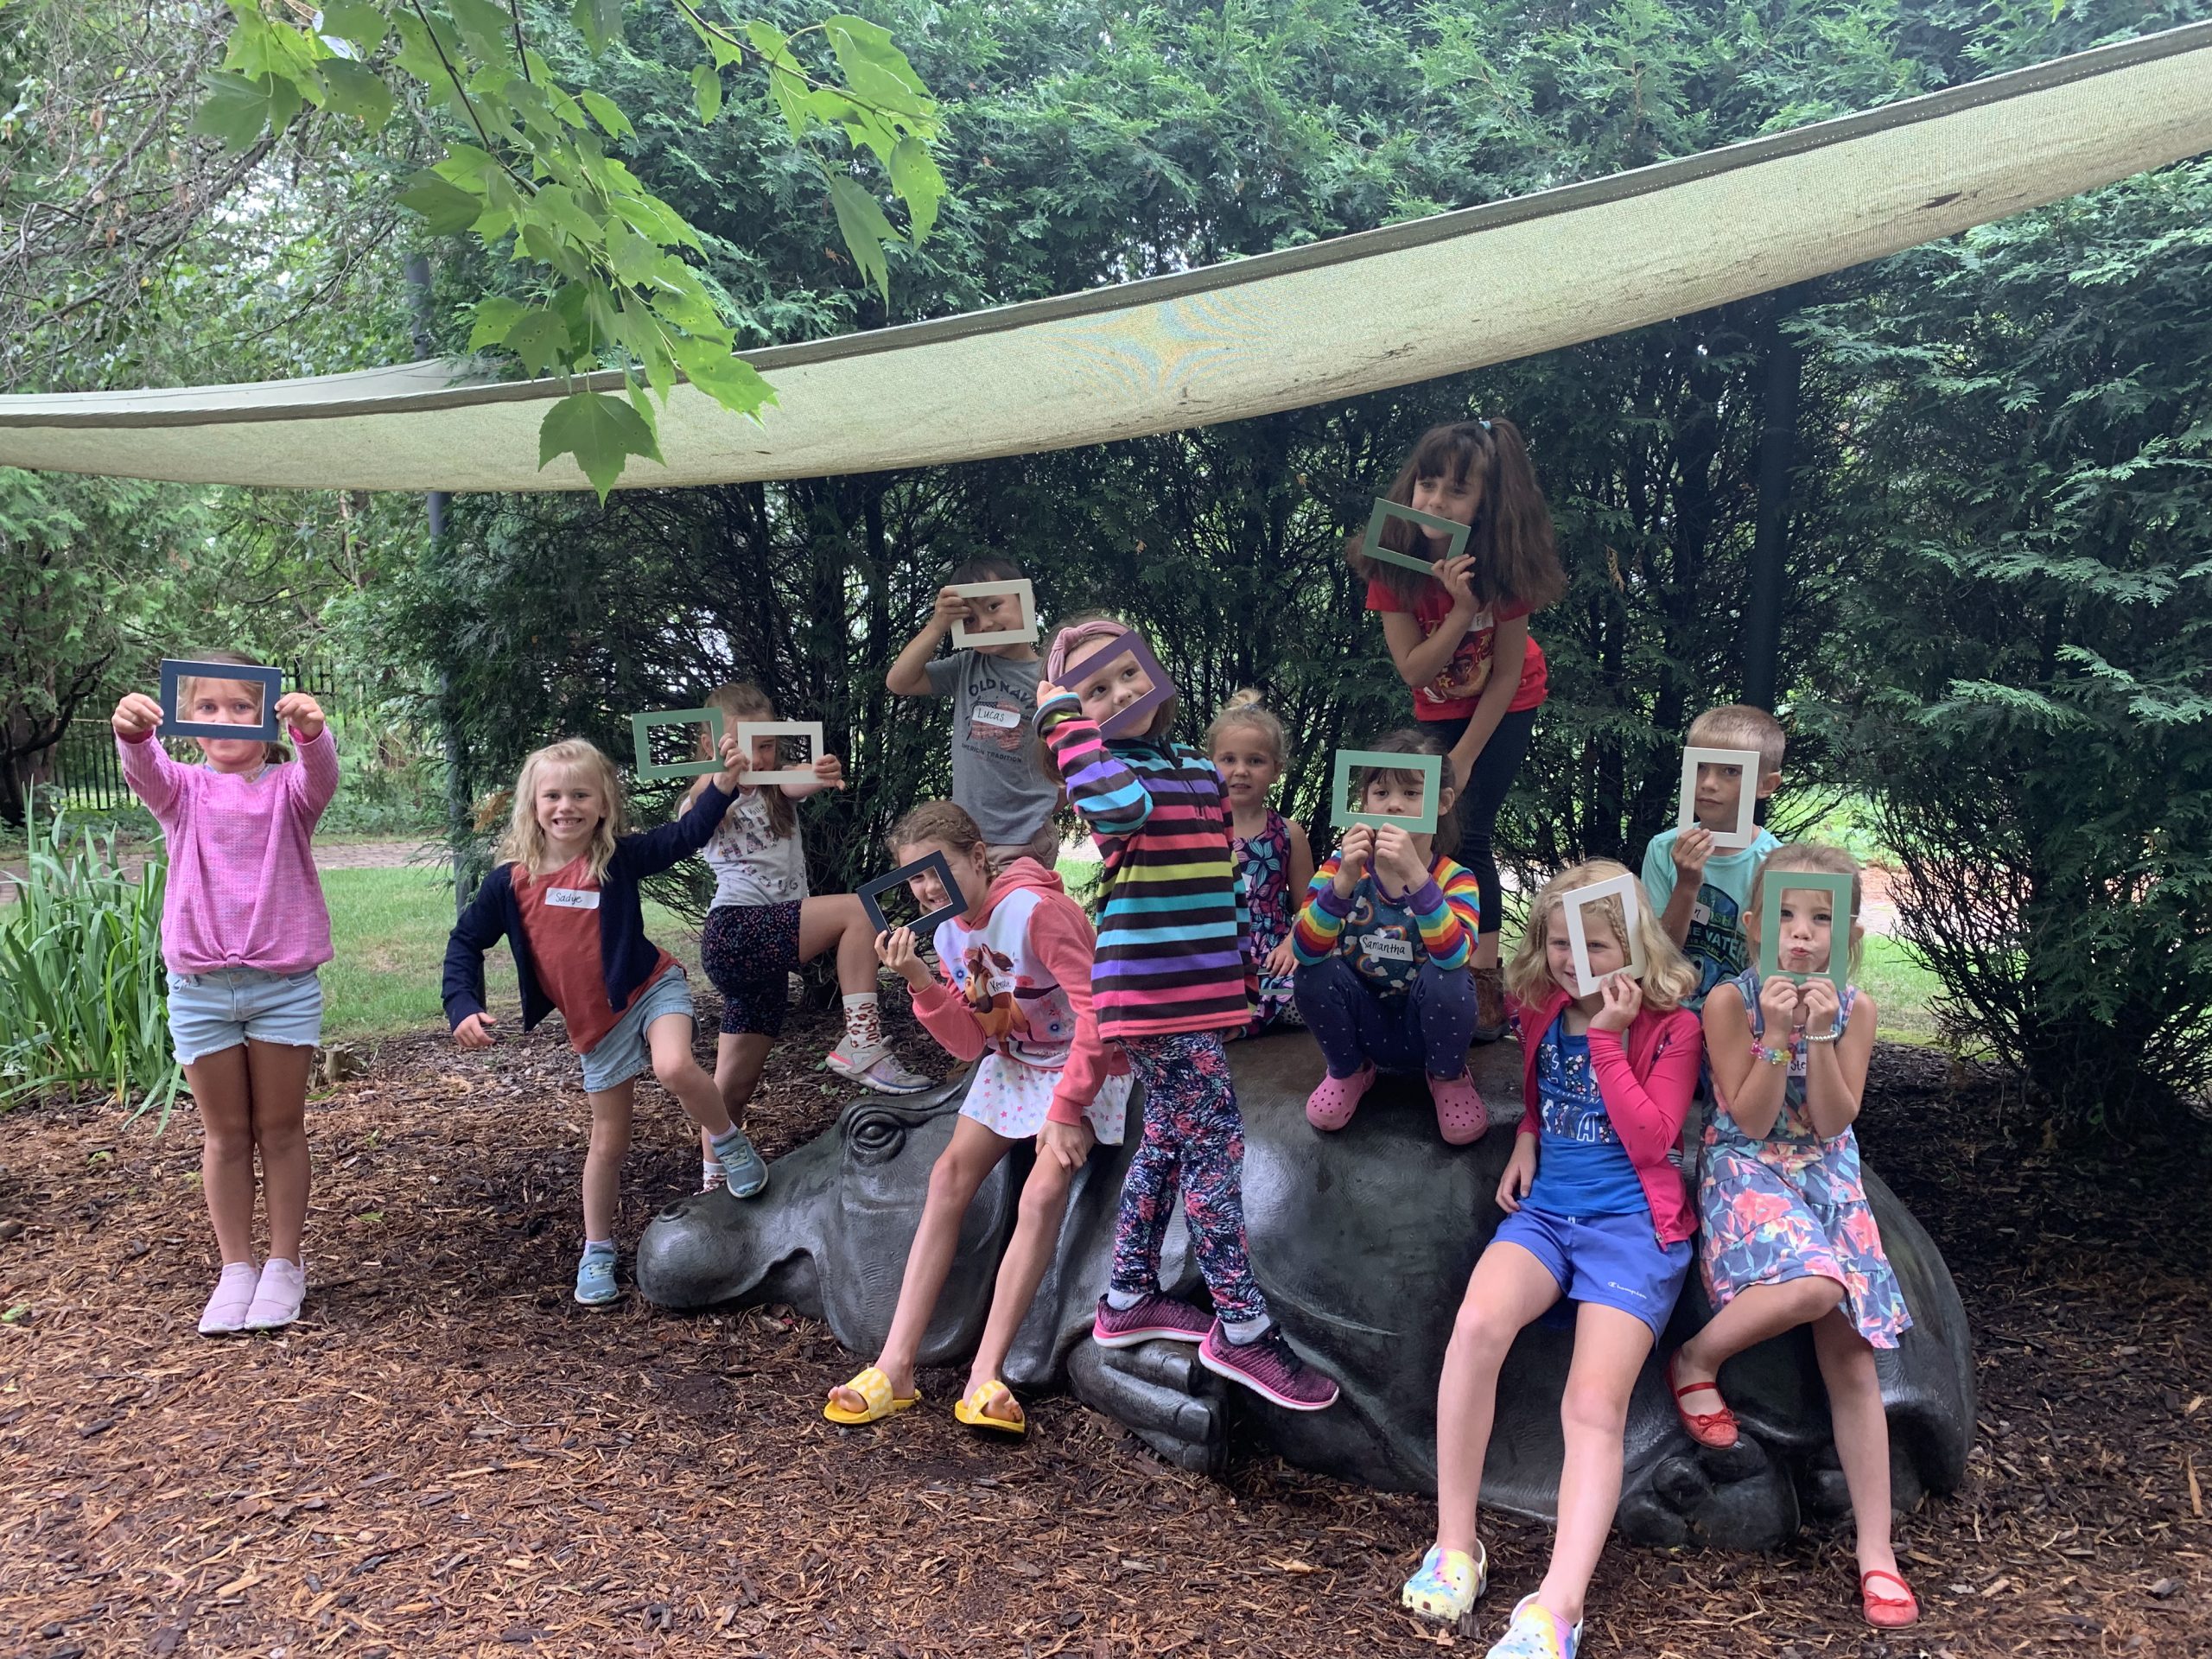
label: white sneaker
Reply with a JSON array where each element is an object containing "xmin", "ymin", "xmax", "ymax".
[{"xmin": 825, "ymin": 1041, "xmax": 934, "ymax": 1096}]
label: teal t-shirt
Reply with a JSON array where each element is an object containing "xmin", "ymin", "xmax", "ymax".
[{"xmin": 1641, "ymin": 826, "xmax": 1781, "ymax": 1008}]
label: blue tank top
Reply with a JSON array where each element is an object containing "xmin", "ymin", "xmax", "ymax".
[{"xmin": 1525, "ymin": 1014, "xmax": 1645, "ymax": 1217}]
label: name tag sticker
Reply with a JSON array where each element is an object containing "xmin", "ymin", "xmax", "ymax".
[
  {"xmin": 547, "ymin": 887, "xmax": 601, "ymax": 910},
  {"xmin": 1692, "ymin": 902, "xmax": 1713, "ymax": 925},
  {"xmin": 971, "ymin": 704, "xmax": 1021, "ymax": 730},
  {"xmin": 1363, "ymin": 933, "xmax": 1415, "ymax": 963}
]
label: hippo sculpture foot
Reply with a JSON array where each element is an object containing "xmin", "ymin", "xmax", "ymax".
[{"xmin": 637, "ymin": 1034, "xmax": 1974, "ymax": 1553}]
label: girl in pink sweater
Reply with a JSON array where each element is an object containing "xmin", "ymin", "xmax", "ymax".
[
  {"xmin": 823, "ymin": 801, "xmax": 1131, "ymax": 1437},
  {"xmin": 112, "ymin": 656, "xmax": 339, "ymax": 1338}
]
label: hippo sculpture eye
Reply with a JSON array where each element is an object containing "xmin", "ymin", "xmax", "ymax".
[{"xmin": 639, "ymin": 1037, "xmax": 1974, "ymax": 1553}]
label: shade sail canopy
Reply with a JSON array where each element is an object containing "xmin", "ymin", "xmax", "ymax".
[{"xmin": 3, "ymin": 22, "xmax": 2209, "ymax": 493}]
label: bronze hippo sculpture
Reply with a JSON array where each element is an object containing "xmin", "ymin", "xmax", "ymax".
[{"xmin": 636, "ymin": 1033, "xmax": 1973, "ymax": 1550}]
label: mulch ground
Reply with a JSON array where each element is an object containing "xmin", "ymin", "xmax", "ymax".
[{"xmin": 1, "ymin": 999, "xmax": 2205, "ymax": 1659}]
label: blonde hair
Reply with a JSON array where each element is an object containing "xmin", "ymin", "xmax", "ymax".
[
  {"xmin": 1688, "ymin": 702, "xmax": 1787, "ymax": 777},
  {"xmin": 1204, "ymin": 690, "xmax": 1287, "ymax": 772},
  {"xmin": 178, "ymin": 648, "xmax": 290, "ymax": 766},
  {"xmin": 498, "ymin": 738, "xmax": 626, "ymax": 881},
  {"xmin": 1745, "ymin": 842, "xmax": 1866, "ymax": 981},
  {"xmin": 683, "ymin": 681, "xmax": 796, "ymax": 839},
  {"xmin": 1503, "ymin": 858, "xmax": 1698, "ymax": 1010}
]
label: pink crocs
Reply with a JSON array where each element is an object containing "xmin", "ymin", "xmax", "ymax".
[
  {"xmin": 1306, "ymin": 1065, "xmax": 1376, "ymax": 1132},
  {"xmin": 1428, "ymin": 1071, "xmax": 1490, "ymax": 1145}
]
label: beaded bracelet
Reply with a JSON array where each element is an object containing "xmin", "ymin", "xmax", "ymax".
[
  {"xmin": 1750, "ymin": 1039, "xmax": 1790, "ymax": 1066},
  {"xmin": 1805, "ymin": 1018, "xmax": 1846, "ymax": 1044}
]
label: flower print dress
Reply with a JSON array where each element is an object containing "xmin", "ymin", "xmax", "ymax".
[
  {"xmin": 1698, "ymin": 968, "xmax": 1911, "ymax": 1348},
  {"xmin": 1231, "ymin": 808, "xmax": 1300, "ymax": 1034}
]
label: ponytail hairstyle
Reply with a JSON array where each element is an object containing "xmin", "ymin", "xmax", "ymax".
[
  {"xmin": 1346, "ymin": 728, "xmax": 1464, "ymax": 855},
  {"xmin": 1033, "ymin": 612, "xmax": 1179, "ymax": 779},
  {"xmin": 1346, "ymin": 416, "xmax": 1567, "ymax": 615},
  {"xmin": 498, "ymin": 738, "xmax": 626, "ymax": 881},
  {"xmin": 685, "ymin": 681, "xmax": 797, "ymax": 840},
  {"xmin": 1503, "ymin": 858, "xmax": 1699, "ymax": 1010},
  {"xmin": 177, "ymin": 647, "xmax": 291, "ymax": 766},
  {"xmin": 1204, "ymin": 689, "xmax": 1287, "ymax": 773},
  {"xmin": 1745, "ymin": 842, "xmax": 1866, "ymax": 982}
]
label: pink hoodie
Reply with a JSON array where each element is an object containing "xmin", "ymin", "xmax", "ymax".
[{"xmin": 909, "ymin": 857, "xmax": 1127, "ymax": 1128}]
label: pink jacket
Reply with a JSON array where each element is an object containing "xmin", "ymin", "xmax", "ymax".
[
  {"xmin": 118, "ymin": 726, "xmax": 338, "ymax": 976},
  {"xmin": 1510, "ymin": 984, "xmax": 1703, "ymax": 1245},
  {"xmin": 908, "ymin": 858, "xmax": 1127, "ymax": 1128}
]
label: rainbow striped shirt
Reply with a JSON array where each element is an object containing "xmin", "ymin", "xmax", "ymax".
[
  {"xmin": 1039, "ymin": 696, "xmax": 1252, "ymax": 1039},
  {"xmin": 1291, "ymin": 851, "xmax": 1482, "ymax": 990}
]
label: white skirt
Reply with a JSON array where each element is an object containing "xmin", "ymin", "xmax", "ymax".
[{"xmin": 959, "ymin": 1050, "xmax": 1131, "ymax": 1144}]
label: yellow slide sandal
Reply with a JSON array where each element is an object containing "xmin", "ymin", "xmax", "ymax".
[
  {"xmin": 823, "ymin": 1366, "xmax": 920, "ymax": 1426},
  {"xmin": 951, "ymin": 1377, "xmax": 1027, "ymax": 1437}
]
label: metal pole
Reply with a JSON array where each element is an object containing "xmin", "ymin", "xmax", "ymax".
[
  {"xmin": 1742, "ymin": 283, "xmax": 1806, "ymax": 712},
  {"xmin": 404, "ymin": 253, "xmax": 473, "ymax": 911}
]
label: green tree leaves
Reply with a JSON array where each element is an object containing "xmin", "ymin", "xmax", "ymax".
[{"xmin": 193, "ymin": 3, "xmax": 947, "ymax": 498}]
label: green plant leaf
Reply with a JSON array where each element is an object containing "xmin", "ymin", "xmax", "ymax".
[
  {"xmin": 315, "ymin": 2, "xmax": 387, "ymax": 53},
  {"xmin": 319, "ymin": 59, "xmax": 394, "ymax": 130},
  {"xmin": 531, "ymin": 183, "xmax": 604, "ymax": 249},
  {"xmin": 888, "ymin": 137, "xmax": 943, "ymax": 242},
  {"xmin": 667, "ymin": 332, "xmax": 775, "ymax": 420},
  {"xmin": 538, "ymin": 390, "xmax": 658, "ymax": 501},
  {"xmin": 190, "ymin": 70, "xmax": 298, "ymax": 151},
  {"xmin": 571, "ymin": 0, "xmax": 624, "ymax": 53},
  {"xmin": 448, "ymin": 0, "xmax": 518, "ymax": 67},
  {"xmin": 576, "ymin": 88, "xmax": 634, "ymax": 141},
  {"xmin": 823, "ymin": 14, "xmax": 931, "ymax": 118},
  {"xmin": 467, "ymin": 296, "xmax": 530, "ymax": 351},
  {"xmin": 827, "ymin": 176, "xmax": 897, "ymax": 300},
  {"xmin": 505, "ymin": 308, "xmax": 569, "ymax": 377},
  {"xmin": 397, "ymin": 170, "xmax": 486, "ymax": 236},
  {"xmin": 691, "ymin": 62, "xmax": 722, "ymax": 126}
]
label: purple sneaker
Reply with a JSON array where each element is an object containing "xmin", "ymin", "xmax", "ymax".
[
  {"xmin": 1091, "ymin": 1293, "xmax": 1211, "ymax": 1348},
  {"xmin": 1198, "ymin": 1322, "xmax": 1341, "ymax": 1411}
]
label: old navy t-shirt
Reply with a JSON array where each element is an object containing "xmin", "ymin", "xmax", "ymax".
[
  {"xmin": 924, "ymin": 647, "xmax": 1059, "ymax": 843},
  {"xmin": 513, "ymin": 854, "xmax": 673, "ymax": 1053}
]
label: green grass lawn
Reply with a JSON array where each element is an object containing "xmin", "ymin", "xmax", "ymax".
[{"xmin": 319, "ymin": 868, "xmax": 699, "ymax": 1042}]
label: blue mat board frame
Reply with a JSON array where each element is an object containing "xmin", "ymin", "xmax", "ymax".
[
  {"xmin": 160, "ymin": 658, "xmax": 282, "ymax": 741},
  {"xmin": 1063, "ymin": 632, "xmax": 1175, "ymax": 740},
  {"xmin": 1758, "ymin": 871, "xmax": 1856, "ymax": 997},
  {"xmin": 1363, "ymin": 498, "xmax": 1470, "ymax": 575},
  {"xmin": 632, "ymin": 707, "xmax": 725, "ymax": 781},
  {"xmin": 1333, "ymin": 748, "xmax": 1442, "ymax": 834},
  {"xmin": 860, "ymin": 849, "xmax": 966, "ymax": 938}
]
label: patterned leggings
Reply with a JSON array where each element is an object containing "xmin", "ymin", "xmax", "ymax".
[{"xmin": 1110, "ymin": 1031, "xmax": 1268, "ymax": 1325}]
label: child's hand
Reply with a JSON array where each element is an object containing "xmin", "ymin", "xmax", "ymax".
[
  {"xmin": 1036, "ymin": 1117, "xmax": 1095, "ymax": 1173},
  {"xmin": 930, "ymin": 586, "xmax": 971, "ymax": 632},
  {"xmin": 1434, "ymin": 553, "xmax": 1480, "ymax": 613},
  {"xmin": 1262, "ymin": 939, "xmax": 1299, "ymax": 980},
  {"xmin": 1759, "ymin": 971, "xmax": 1806, "ymax": 1034},
  {"xmin": 811, "ymin": 752, "xmax": 846, "ymax": 790},
  {"xmin": 1372, "ymin": 823, "xmax": 1427, "ymax": 896},
  {"xmin": 276, "ymin": 691, "xmax": 326, "ymax": 741},
  {"xmin": 1495, "ymin": 1135, "xmax": 1537, "ymax": 1213},
  {"xmin": 111, "ymin": 691, "xmax": 163, "ymax": 740},
  {"xmin": 1590, "ymin": 971, "xmax": 1643, "ymax": 1033},
  {"xmin": 1333, "ymin": 825, "xmax": 1375, "ymax": 896},
  {"xmin": 1672, "ymin": 824, "xmax": 1713, "ymax": 882},
  {"xmin": 453, "ymin": 1012, "xmax": 498, "ymax": 1049},
  {"xmin": 1799, "ymin": 976, "xmax": 1843, "ymax": 1039},
  {"xmin": 875, "ymin": 927, "xmax": 933, "ymax": 989},
  {"xmin": 712, "ymin": 731, "xmax": 750, "ymax": 791},
  {"xmin": 1034, "ymin": 677, "xmax": 1066, "ymax": 707}
]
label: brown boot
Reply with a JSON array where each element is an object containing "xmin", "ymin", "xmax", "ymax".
[{"xmin": 1472, "ymin": 964, "xmax": 1507, "ymax": 1043}]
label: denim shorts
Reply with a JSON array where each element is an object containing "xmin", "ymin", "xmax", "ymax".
[
  {"xmin": 1493, "ymin": 1205, "xmax": 1692, "ymax": 1341},
  {"xmin": 166, "ymin": 967, "xmax": 325, "ymax": 1064},
  {"xmin": 580, "ymin": 967, "xmax": 696, "ymax": 1095}
]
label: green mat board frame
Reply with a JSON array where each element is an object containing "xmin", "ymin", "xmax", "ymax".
[
  {"xmin": 1362, "ymin": 499, "xmax": 1470, "ymax": 575},
  {"xmin": 1333, "ymin": 748, "xmax": 1442, "ymax": 834},
  {"xmin": 632, "ymin": 707, "xmax": 725, "ymax": 781},
  {"xmin": 1758, "ymin": 870, "xmax": 1856, "ymax": 998}
]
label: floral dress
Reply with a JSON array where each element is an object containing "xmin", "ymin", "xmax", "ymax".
[
  {"xmin": 1231, "ymin": 808, "xmax": 1300, "ymax": 1033},
  {"xmin": 1698, "ymin": 968, "xmax": 1912, "ymax": 1349}
]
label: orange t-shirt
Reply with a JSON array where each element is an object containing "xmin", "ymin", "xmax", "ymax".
[
  {"xmin": 513, "ymin": 855, "xmax": 673, "ymax": 1053},
  {"xmin": 1364, "ymin": 575, "xmax": 1548, "ymax": 719}
]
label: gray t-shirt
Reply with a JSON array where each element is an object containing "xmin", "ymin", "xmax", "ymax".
[
  {"xmin": 924, "ymin": 648, "xmax": 1058, "ymax": 844},
  {"xmin": 700, "ymin": 788, "xmax": 810, "ymax": 910}
]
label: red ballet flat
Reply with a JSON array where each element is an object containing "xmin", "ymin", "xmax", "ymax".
[
  {"xmin": 1860, "ymin": 1567, "xmax": 1920, "ymax": 1628},
  {"xmin": 1666, "ymin": 1351, "xmax": 1741, "ymax": 1449}
]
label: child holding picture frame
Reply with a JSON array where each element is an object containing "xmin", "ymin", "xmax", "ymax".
[
  {"xmin": 1640, "ymin": 703, "xmax": 1787, "ymax": 1008},
  {"xmin": 1349, "ymin": 417, "xmax": 1569, "ymax": 1039}
]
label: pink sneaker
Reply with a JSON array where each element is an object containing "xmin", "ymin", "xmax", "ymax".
[
  {"xmin": 242, "ymin": 1257, "xmax": 306, "ymax": 1332},
  {"xmin": 1306, "ymin": 1065, "xmax": 1376, "ymax": 1132},
  {"xmin": 1198, "ymin": 1322, "xmax": 1340, "ymax": 1411},
  {"xmin": 1428, "ymin": 1071, "xmax": 1490, "ymax": 1144},
  {"xmin": 197, "ymin": 1262, "xmax": 259, "ymax": 1337},
  {"xmin": 1091, "ymin": 1293, "xmax": 1211, "ymax": 1348}
]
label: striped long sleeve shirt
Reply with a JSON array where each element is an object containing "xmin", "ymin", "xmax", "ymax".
[
  {"xmin": 1039, "ymin": 694, "xmax": 1252, "ymax": 1039},
  {"xmin": 1291, "ymin": 851, "xmax": 1483, "ymax": 990}
]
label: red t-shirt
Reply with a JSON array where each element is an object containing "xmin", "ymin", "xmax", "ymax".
[
  {"xmin": 1364, "ymin": 575, "xmax": 1548, "ymax": 719},
  {"xmin": 513, "ymin": 855, "xmax": 674, "ymax": 1053}
]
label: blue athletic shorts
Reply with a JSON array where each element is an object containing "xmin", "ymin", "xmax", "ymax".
[
  {"xmin": 1492, "ymin": 1205, "xmax": 1692, "ymax": 1341},
  {"xmin": 166, "ymin": 967, "xmax": 324, "ymax": 1064},
  {"xmin": 579, "ymin": 966, "xmax": 696, "ymax": 1095}
]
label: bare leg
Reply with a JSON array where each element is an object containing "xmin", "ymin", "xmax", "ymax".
[
  {"xmin": 798, "ymin": 893, "xmax": 880, "ymax": 995},
  {"xmin": 826, "ymin": 1116, "xmax": 1011, "ymax": 1414},
  {"xmin": 581, "ymin": 1081, "xmax": 636, "ymax": 1243},
  {"xmin": 712, "ymin": 1032, "xmax": 773, "ymax": 1133},
  {"xmin": 244, "ymin": 1039, "xmax": 314, "ymax": 1264},
  {"xmin": 966, "ymin": 1152, "xmax": 1075, "ymax": 1419},
  {"xmin": 645, "ymin": 1012, "xmax": 734, "ymax": 1137},
  {"xmin": 1812, "ymin": 1310, "xmax": 1898, "ymax": 1581},
  {"xmin": 183, "ymin": 1046, "xmax": 256, "ymax": 1266},
  {"xmin": 1674, "ymin": 1274, "xmax": 1845, "ymax": 1408},
  {"xmin": 1535, "ymin": 1304, "xmax": 1656, "ymax": 1626},
  {"xmin": 1433, "ymin": 1241, "xmax": 1565, "ymax": 1558}
]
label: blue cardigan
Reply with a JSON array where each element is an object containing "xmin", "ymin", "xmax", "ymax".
[{"xmin": 442, "ymin": 783, "xmax": 734, "ymax": 1033}]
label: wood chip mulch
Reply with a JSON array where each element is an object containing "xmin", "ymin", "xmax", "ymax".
[{"xmin": 0, "ymin": 1001, "xmax": 2205, "ymax": 1659}]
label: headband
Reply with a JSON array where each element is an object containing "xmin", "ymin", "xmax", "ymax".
[{"xmin": 1046, "ymin": 618, "xmax": 1131, "ymax": 683}]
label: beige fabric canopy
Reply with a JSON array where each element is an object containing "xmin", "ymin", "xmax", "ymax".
[{"xmin": 3, "ymin": 22, "xmax": 2209, "ymax": 493}]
